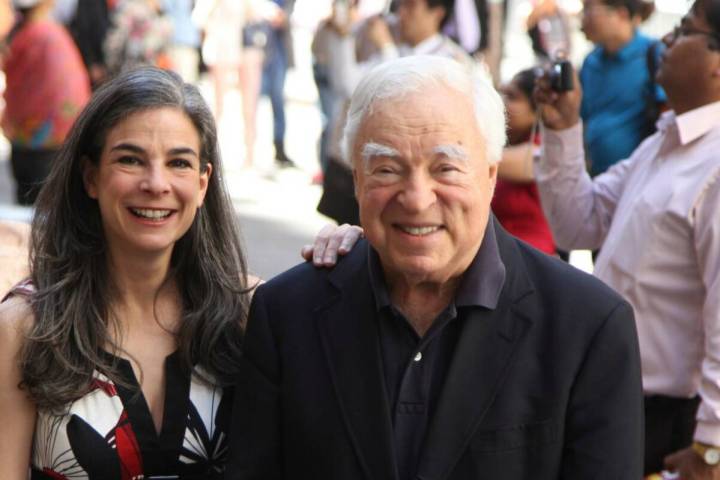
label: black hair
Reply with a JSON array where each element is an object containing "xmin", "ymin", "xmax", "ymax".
[
  {"xmin": 427, "ymin": 0, "xmax": 455, "ymax": 28},
  {"xmin": 513, "ymin": 68, "xmax": 537, "ymax": 111}
]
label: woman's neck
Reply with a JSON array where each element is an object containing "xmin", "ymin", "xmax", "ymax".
[{"xmin": 106, "ymin": 249, "xmax": 175, "ymax": 315}]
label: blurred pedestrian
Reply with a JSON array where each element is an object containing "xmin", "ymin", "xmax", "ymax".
[
  {"xmin": 68, "ymin": 0, "xmax": 113, "ymax": 88},
  {"xmin": 2, "ymin": 0, "xmax": 91, "ymax": 205},
  {"xmin": 580, "ymin": 0, "xmax": 666, "ymax": 176},
  {"xmin": 260, "ymin": 0, "xmax": 295, "ymax": 168},
  {"xmin": 163, "ymin": 0, "xmax": 201, "ymax": 84},
  {"xmin": 536, "ymin": 0, "xmax": 720, "ymax": 475},
  {"xmin": 103, "ymin": 0, "xmax": 173, "ymax": 76},
  {"xmin": 492, "ymin": 67, "xmax": 555, "ymax": 255},
  {"xmin": 526, "ymin": 0, "xmax": 572, "ymax": 61}
]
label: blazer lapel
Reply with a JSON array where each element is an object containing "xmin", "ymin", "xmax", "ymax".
[
  {"xmin": 316, "ymin": 243, "xmax": 397, "ymax": 480},
  {"xmin": 416, "ymin": 227, "xmax": 536, "ymax": 480}
]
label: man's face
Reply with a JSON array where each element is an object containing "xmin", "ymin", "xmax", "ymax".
[
  {"xmin": 352, "ymin": 85, "xmax": 498, "ymax": 287},
  {"xmin": 581, "ymin": 0, "xmax": 625, "ymax": 45},
  {"xmin": 657, "ymin": 3, "xmax": 720, "ymax": 101},
  {"xmin": 397, "ymin": 0, "xmax": 445, "ymax": 46}
]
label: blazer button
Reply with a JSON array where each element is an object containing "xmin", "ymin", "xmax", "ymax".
[{"xmin": 414, "ymin": 351, "xmax": 422, "ymax": 362}]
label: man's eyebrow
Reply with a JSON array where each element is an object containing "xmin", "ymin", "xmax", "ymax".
[
  {"xmin": 361, "ymin": 142, "xmax": 401, "ymax": 166},
  {"xmin": 433, "ymin": 144, "xmax": 469, "ymax": 162}
]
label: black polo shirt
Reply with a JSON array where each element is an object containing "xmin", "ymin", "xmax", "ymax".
[{"xmin": 368, "ymin": 220, "xmax": 506, "ymax": 480}]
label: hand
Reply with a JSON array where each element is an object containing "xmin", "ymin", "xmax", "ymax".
[
  {"xmin": 533, "ymin": 65, "xmax": 582, "ymax": 131},
  {"xmin": 366, "ymin": 16, "xmax": 394, "ymax": 49},
  {"xmin": 269, "ymin": 9, "xmax": 288, "ymax": 29},
  {"xmin": 301, "ymin": 224, "xmax": 364, "ymax": 267},
  {"xmin": 664, "ymin": 447, "xmax": 720, "ymax": 480}
]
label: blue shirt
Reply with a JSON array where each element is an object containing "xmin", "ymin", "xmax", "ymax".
[{"xmin": 580, "ymin": 30, "xmax": 666, "ymax": 176}]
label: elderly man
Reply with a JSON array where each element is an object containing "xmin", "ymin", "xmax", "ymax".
[
  {"xmin": 536, "ymin": 0, "xmax": 720, "ymax": 477},
  {"xmin": 226, "ymin": 56, "xmax": 643, "ymax": 479}
]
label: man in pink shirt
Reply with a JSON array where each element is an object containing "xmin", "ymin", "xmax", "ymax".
[{"xmin": 536, "ymin": 0, "xmax": 720, "ymax": 477}]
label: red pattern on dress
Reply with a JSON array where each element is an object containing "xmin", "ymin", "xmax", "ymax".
[
  {"xmin": 115, "ymin": 410, "xmax": 144, "ymax": 480},
  {"xmin": 41, "ymin": 469, "xmax": 68, "ymax": 480}
]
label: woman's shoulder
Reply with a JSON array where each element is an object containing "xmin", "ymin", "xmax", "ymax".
[{"xmin": 0, "ymin": 294, "xmax": 33, "ymax": 352}]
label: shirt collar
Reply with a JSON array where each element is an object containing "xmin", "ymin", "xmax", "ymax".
[
  {"xmin": 612, "ymin": 30, "xmax": 643, "ymax": 61},
  {"xmin": 672, "ymin": 100, "xmax": 720, "ymax": 145},
  {"xmin": 367, "ymin": 219, "xmax": 506, "ymax": 311},
  {"xmin": 406, "ymin": 33, "xmax": 444, "ymax": 56}
]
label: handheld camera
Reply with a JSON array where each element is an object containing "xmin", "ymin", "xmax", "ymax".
[{"xmin": 548, "ymin": 59, "xmax": 573, "ymax": 92}]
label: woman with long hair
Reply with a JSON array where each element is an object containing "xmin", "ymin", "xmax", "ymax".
[{"xmin": 0, "ymin": 67, "xmax": 249, "ymax": 478}]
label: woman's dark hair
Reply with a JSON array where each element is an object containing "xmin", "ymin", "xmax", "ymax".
[
  {"xmin": 23, "ymin": 67, "xmax": 249, "ymax": 410},
  {"xmin": 513, "ymin": 67, "xmax": 538, "ymax": 111}
]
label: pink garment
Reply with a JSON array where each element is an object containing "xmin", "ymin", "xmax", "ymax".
[
  {"xmin": 538, "ymin": 104, "xmax": 720, "ymax": 444},
  {"xmin": 3, "ymin": 19, "xmax": 91, "ymax": 148}
]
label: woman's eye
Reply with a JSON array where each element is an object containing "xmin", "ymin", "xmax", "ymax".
[
  {"xmin": 118, "ymin": 156, "xmax": 141, "ymax": 165},
  {"xmin": 169, "ymin": 158, "xmax": 192, "ymax": 168}
]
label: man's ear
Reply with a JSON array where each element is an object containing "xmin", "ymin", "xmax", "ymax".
[
  {"xmin": 352, "ymin": 167, "xmax": 359, "ymax": 198},
  {"xmin": 81, "ymin": 156, "xmax": 98, "ymax": 199}
]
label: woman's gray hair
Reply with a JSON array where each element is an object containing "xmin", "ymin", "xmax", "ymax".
[{"xmin": 341, "ymin": 55, "xmax": 507, "ymax": 166}]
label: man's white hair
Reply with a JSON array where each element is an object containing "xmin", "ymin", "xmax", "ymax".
[{"xmin": 341, "ymin": 55, "xmax": 507, "ymax": 167}]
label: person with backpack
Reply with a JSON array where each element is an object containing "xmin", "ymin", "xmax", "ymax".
[{"xmin": 580, "ymin": 0, "xmax": 666, "ymax": 176}]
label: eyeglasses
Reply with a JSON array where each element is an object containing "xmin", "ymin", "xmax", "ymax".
[{"xmin": 668, "ymin": 23, "xmax": 720, "ymax": 46}]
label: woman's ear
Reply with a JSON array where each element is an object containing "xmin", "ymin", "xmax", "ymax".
[
  {"xmin": 81, "ymin": 156, "xmax": 98, "ymax": 199},
  {"xmin": 197, "ymin": 162, "xmax": 212, "ymax": 208}
]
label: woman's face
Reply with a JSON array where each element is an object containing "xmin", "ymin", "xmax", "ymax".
[
  {"xmin": 501, "ymin": 80, "xmax": 536, "ymax": 142},
  {"xmin": 83, "ymin": 107, "xmax": 211, "ymax": 261}
]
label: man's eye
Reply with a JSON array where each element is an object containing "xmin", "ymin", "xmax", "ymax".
[
  {"xmin": 438, "ymin": 164, "xmax": 461, "ymax": 173},
  {"xmin": 374, "ymin": 167, "xmax": 397, "ymax": 175}
]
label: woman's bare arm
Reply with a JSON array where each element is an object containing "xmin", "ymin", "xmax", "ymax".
[{"xmin": 0, "ymin": 296, "xmax": 36, "ymax": 478}]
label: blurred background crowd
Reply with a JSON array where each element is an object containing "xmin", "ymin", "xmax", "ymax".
[{"xmin": 0, "ymin": 0, "xmax": 685, "ymax": 288}]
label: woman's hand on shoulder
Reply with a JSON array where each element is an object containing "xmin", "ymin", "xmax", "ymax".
[
  {"xmin": 301, "ymin": 223, "xmax": 364, "ymax": 267},
  {"xmin": 0, "ymin": 296, "xmax": 37, "ymax": 478}
]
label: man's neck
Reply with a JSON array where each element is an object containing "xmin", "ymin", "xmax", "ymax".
[
  {"xmin": 601, "ymin": 26, "xmax": 635, "ymax": 55},
  {"xmin": 389, "ymin": 278, "xmax": 459, "ymax": 337},
  {"xmin": 667, "ymin": 92, "xmax": 720, "ymax": 116},
  {"xmin": 406, "ymin": 31, "xmax": 440, "ymax": 49}
]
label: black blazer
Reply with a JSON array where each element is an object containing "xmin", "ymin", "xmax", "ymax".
[{"xmin": 226, "ymin": 224, "xmax": 643, "ymax": 479}]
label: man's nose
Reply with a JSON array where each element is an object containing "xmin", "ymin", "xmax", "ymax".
[
  {"xmin": 397, "ymin": 173, "xmax": 436, "ymax": 212},
  {"xmin": 140, "ymin": 164, "xmax": 171, "ymax": 194}
]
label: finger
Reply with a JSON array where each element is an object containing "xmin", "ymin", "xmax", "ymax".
[
  {"xmin": 338, "ymin": 225, "xmax": 364, "ymax": 254},
  {"xmin": 323, "ymin": 224, "xmax": 352, "ymax": 265},
  {"xmin": 312, "ymin": 224, "xmax": 336, "ymax": 266},
  {"xmin": 301, "ymin": 245, "xmax": 313, "ymax": 261},
  {"xmin": 663, "ymin": 451, "xmax": 679, "ymax": 471}
]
